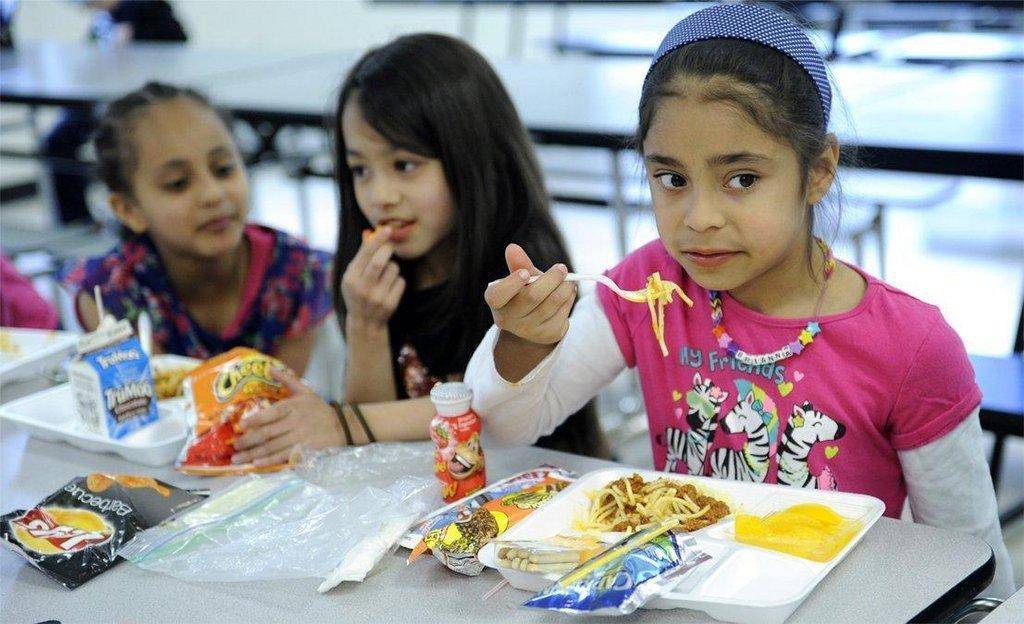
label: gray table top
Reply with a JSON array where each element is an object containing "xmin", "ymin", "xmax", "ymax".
[
  {"xmin": 0, "ymin": 41, "xmax": 344, "ymax": 107},
  {"xmin": 0, "ymin": 421, "xmax": 993, "ymax": 624},
  {"xmin": 207, "ymin": 52, "xmax": 948, "ymax": 136},
  {"xmin": 876, "ymin": 32, "xmax": 1024, "ymax": 64},
  {"xmin": 985, "ymin": 587, "xmax": 1024, "ymax": 624}
]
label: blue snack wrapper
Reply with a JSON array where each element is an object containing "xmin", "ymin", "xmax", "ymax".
[{"xmin": 523, "ymin": 530, "xmax": 711, "ymax": 615}]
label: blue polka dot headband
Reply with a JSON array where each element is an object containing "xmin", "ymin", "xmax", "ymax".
[{"xmin": 647, "ymin": 3, "xmax": 832, "ymax": 127}]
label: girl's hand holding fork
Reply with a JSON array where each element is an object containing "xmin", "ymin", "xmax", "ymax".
[{"xmin": 484, "ymin": 244, "xmax": 577, "ymax": 381}]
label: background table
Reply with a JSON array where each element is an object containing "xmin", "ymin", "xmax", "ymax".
[
  {"xmin": 3, "ymin": 43, "xmax": 1021, "ymax": 180},
  {"xmin": 0, "ymin": 423, "xmax": 994, "ymax": 624}
]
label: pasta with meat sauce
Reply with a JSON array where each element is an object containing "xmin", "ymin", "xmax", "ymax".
[{"xmin": 576, "ymin": 473, "xmax": 730, "ymax": 534}]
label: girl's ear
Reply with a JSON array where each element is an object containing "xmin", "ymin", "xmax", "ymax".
[
  {"xmin": 109, "ymin": 192, "xmax": 149, "ymax": 235},
  {"xmin": 806, "ymin": 133, "xmax": 840, "ymax": 206}
]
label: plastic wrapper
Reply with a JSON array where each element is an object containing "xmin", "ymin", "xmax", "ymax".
[
  {"xmin": 402, "ymin": 465, "xmax": 575, "ymax": 550},
  {"xmin": 409, "ymin": 469, "xmax": 574, "ymax": 576},
  {"xmin": 0, "ymin": 474, "xmax": 207, "ymax": 589},
  {"xmin": 120, "ymin": 443, "xmax": 438, "ymax": 591},
  {"xmin": 176, "ymin": 347, "xmax": 292, "ymax": 476},
  {"xmin": 523, "ymin": 521, "xmax": 712, "ymax": 615},
  {"xmin": 294, "ymin": 441, "xmax": 435, "ymax": 495}
]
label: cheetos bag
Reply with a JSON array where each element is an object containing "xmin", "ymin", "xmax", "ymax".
[{"xmin": 176, "ymin": 348, "xmax": 294, "ymax": 476}]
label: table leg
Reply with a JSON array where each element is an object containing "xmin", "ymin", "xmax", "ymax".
[
  {"xmin": 990, "ymin": 432, "xmax": 1006, "ymax": 489},
  {"xmin": 610, "ymin": 148, "xmax": 628, "ymax": 259},
  {"xmin": 459, "ymin": 2, "xmax": 476, "ymax": 42},
  {"xmin": 874, "ymin": 202, "xmax": 886, "ymax": 279},
  {"xmin": 508, "ymin": 2, "xmax": 525, "ymax": 58}
]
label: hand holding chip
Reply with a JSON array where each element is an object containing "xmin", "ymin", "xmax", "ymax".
[{"xmin": 342, "ymin": 226, "xmax": 404, "ymax": 329}]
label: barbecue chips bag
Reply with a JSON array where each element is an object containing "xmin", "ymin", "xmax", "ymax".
[{"xmin": 1, "ymin": 474, "xmax": 206, "ymax": 589}]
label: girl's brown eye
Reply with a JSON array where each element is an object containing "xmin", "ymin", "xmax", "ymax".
[
  {"xmin": 164, "ymin": 178, "xmax": 188, "ymax": 192},
  {"xmin": 727, "ymin": 173, "xmax": 759, "ymax": 189},
  {"xmin": 655, "ymin": 173, "xmax": 686, "ymax": 189}
]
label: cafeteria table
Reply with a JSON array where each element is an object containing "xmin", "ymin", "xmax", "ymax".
[
  {"xmin": 0, "ymin": 413, "xmax": 995, "ymax": 623},
  {"xmin": 4, "ymin": 42, "xmax": 1020, "ymax": 256}
]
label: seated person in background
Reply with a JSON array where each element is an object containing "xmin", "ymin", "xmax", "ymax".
[
  {"xmin": 42, "ymin": 0, "xmax": 188, "ymax": 225},
  {"xmin": 232, "ymin": 34, "xmax": 607, "ymax": 467},
  {"xmin": 60, "ymin": 82, "xmax": 332, "ymax": 375},
  {"xmin": 1, "ymin": 253, "xmax": 59, "ymax": 329}
]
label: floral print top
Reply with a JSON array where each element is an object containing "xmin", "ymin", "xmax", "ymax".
[{"xmin": 60, "ymin": 224, "xmax": 333, "ymax": 359}]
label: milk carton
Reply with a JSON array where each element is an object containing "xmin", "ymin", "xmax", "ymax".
[{"xmin": 68, "ymin": 318, "xmax": 159, "ymax": 439}]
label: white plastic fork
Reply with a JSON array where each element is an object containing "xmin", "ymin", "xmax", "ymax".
[{"xmin": 527, "ymin": 272, "xmax": 647, "ymax": 302}]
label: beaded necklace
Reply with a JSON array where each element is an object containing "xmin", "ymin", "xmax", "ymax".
[{"xmin": 709, "ymin": 238, "xmax": 835, "ymax": 366}]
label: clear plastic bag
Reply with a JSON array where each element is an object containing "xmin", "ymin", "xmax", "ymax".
[
  {"xmin": 118, "ymin": 443, "xmax": 439, "ymax": 591},
  {"xmin": 294, "ymin": 441, "xmax": 435, "ymax": 495}
]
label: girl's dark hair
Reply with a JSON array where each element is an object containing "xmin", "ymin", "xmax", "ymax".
[
  {"xmin": 333, "ymin": 33, "xmax": 570, "ymax": 371},
  {"xmin": 333, "ymin": 33, "xmax": 607, "ymax": 458},
  {"xmin": 94, "ymin": 81, "xmax": 230, "ymax": 197},
  {"xmin": 637, "ymin": 39, "xmax": 845, "ymax": 271}
]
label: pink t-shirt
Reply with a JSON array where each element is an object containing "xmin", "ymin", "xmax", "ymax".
[{"xmin": 598, "ymin": 240, "xmax": 981, "ymax": 517}]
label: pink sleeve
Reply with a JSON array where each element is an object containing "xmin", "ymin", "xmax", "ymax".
[
  {"xmin": 0, "ymin": 255, "xmax": 59, "ymax": 330},
  {"xmin": 888, "ymin": 315, "xmax": 982, "ymax": 450},
  {"xmin": 596, "ymin": 264, "xmax": 637, "ymax": 368}
]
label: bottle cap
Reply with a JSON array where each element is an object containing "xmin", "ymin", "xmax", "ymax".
[{"xmin": 430, "ymin": 382, "xmax": 473, "ymax": 417}]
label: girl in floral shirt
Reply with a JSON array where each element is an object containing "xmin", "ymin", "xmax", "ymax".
[{"xmin": 61, "ymin": 82, "xmax": 331, "ymax": 373}]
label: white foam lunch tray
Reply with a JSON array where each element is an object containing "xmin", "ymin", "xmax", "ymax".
[
  {"xmin": 478, "ymin": 467, "xmax": 884, "ymax": 624},
  {"xmin": 0, "ymin": 383, "xmax": 188, "ymax": 467},
  {"xmin": 0, "ymin": 328, "xmax": 77, "ymax": 387}
]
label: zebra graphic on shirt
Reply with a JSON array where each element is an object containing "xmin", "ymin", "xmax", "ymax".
[
  {"xmin": 709, "ymin": 380, "xmax": 779, "ymax": 483},
  {"xmin": 777, "ymin": 401, "xmax": 846, "ymax": 490},
  {"xmin": 664, "ymin": 373, "xmax": 729, "ymax": 475}
]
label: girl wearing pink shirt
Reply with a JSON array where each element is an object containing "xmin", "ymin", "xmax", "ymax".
[{"xmin": 466, "ymin": 4, "xmax": 1013, "ymax": 597}]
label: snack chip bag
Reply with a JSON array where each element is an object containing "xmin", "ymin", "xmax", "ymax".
[
  {"xmin": 401, "ymin": 465, "xmax": 574, "ymax": 550},
  {"xmin": 175, "ymin": 347, "xmax": 293, "ymax": 476},
  {"xmin": 0, "ymin": 474, "xmax": 206, "ymax": 589},
  {"xmin": 409, "ymin": 473, "xmax": 573, "ymax": 576},
  {"xmin": 523, "ymin": 525, "xmax": 712, "ymax": 615}
]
